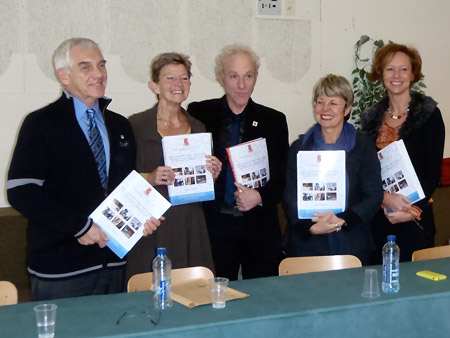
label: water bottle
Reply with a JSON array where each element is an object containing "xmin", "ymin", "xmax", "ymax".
[
  {"xmin": 152, "ymin": 247, "xmax": 172, "ymax": 309},
  {"xmin": 382, "ymin": 235, "xmax": 400, "ymax": 294}
]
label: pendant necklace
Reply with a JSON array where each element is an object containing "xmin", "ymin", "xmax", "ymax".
[
  {"xmin": 157, "ymin": 115, "xmax": 169, "ymax": 126},
  {"xmin": 156, "ymin": 108, "xmax": 169, "ymax": 127},
  {"xmin": 387, "ymin": 106, "xmax": 410, "ymax": 120}
]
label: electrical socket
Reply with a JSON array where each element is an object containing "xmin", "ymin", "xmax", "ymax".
[{"xmin": 258, "ymin": 0, "xmax": 281, "ymax": 16}]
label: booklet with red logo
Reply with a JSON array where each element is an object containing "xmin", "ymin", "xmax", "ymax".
[
  {"xmin": 226, "ymin": 138, "xmax": 270, "ymax": 189},
  {"xmin": 297, "ymin": 150, "xmax": 346, "ymax": 219},
  {"xmin": 90, "ymin": 170, "xmax": 171, "ymax": 258},
  {"xmin": 162, "ymin": 132, "xmax": 215, "ymax": 205},
  {"xmin": 378, "ymin": 139, "xmax": 424, "ymax": 206}
]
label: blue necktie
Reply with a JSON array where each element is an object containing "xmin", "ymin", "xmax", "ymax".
[
  {"xmin": 224, "ymin": 114, "xmax": 242, "ymax": 205},
  {"xmin": 87, "ymin": 109, "xmax": 107, "ymax": 188}
]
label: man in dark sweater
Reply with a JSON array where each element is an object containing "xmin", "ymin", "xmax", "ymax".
[
  {"xmin": 188, "ymin": 45, "xmax": 289, "ymax": 280},
  {"xmin": 7, "ymin": 38, "xmax": 160, "ymax": 301}
]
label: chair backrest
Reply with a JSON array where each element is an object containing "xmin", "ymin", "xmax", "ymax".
[
  {"xmin": 0, "ymin": 281, "xmax": 18, "ymax": 306},
  {"xmin": 127, "ymin": 266, "xmax": 214, "ymax": 292},
  {"xmin": 412, "ymin": 245, "xmax": 450, "ymax": 261},
  {"xmin": 279, "ymin": 255, "xmax": 362, "ymax": 276}
]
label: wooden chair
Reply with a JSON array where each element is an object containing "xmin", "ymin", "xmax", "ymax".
[
  {"xmin": 279, "ymin": 255, "xmax": 362, "ymax": 276},
  {"xmin": 127, "ymin": 266, "xmax": 214, "ymax": 292},
  {"xmin": 412, "ymin": 245, "xmax": 450, "ymax": 261},
  {"xmin": 0, "ymin": 281, "xmax": 18, "ymax": 306}
]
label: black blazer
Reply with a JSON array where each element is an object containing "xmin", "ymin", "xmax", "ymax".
[
  {"xmin": 7, "ymin": 94, "xmax": 136, "ymax": 277},
  {"xmin": 283, "ymin": 131, "xmax": 383, "ymax": 261},
  {"xmin": 188, "ymin": 96, "xmax": 289, "ymax": 259}
]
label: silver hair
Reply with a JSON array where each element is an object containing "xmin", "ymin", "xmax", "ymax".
[
  {"xmin": 214, "ymin": 44, "xmax": 260, "ymax": 84},
  {"xmin": 52, "ymin": 37, "xmax": 100, "ymax": 75},
  {"xmin": 312, "ymin": 74, "xmax": 354, "ymax": 108}
]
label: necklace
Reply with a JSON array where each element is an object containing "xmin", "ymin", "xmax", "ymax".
[
  {"xmin": 157, "ymin": 110, "xmax": 188, "ymax": 128},
  {"xmin": 157, "ymin": 114, "xmax": 169, "ymax": 126},
  {"xmin": 387, "ymin": 106, "xmax": 410, "ymax": 120},
  {"xmin": 156, "ymin": 110, "xmax": 169, "ymax": 127}
]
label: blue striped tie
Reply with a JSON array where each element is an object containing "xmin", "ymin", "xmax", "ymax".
[{"xmin": 87, "ymin": 109, "xmax": 107, "ymax": 188}]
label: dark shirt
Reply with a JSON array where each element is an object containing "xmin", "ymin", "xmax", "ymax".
[{"xmin": 215, "ymin": 106, "xmax": 248, "ymax": 202}]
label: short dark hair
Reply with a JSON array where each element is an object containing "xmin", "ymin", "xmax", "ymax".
[
  {"xmin": 368, "ymin": 43, "xmax": 422, "ymax": 84},
  {"xmin": 150, "ymin": 52, "xmax": 192, "ymax": 83}
]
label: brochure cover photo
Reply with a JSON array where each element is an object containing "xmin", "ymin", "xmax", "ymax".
[
  {"xmin": 226, "ymin": 138, "xmax": 270, "ymax": 189},
  {"xmin": 162, "ymin": 132, "xmax": 215, "ymax": 205},
  {"xmin": 90, "ymin": 170, "xmax": 171, "ymax": 259},
  {"xmin": 377, "ymin": 139, "xmax": 425, "ymax": 204},
  {"xmin": 297, "ymin": 150, "xmax": 346, "ymax": 219}
]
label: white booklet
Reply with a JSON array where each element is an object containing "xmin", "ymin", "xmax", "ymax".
[
  {"xmin": 297, "ymin": 150, "xmax": 346, "ymax": 219},
  {"xmin": 226, "ymin": 138, "xmax": 270, "ymax": 189},
  {"xmin": 162, "ymin": 132, "xmax": 215, "ymax": 205},
  {"xmin": 378, "ymin": 139, "xmax": 425, "ymax": 205},
  {"xmin": 89, "ymin": 170, "xmax": 171, "ymax": 259}
]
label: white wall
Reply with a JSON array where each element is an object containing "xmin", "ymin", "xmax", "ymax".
[{"xmin": 1, "ymin": 0, "xmax": 449, "ymax": 207}]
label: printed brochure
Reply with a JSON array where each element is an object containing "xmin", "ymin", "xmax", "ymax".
[
  {"xmin": 378, "ymin": 139, "xmax": 424, "ymax": 204},
  {"xmin": 162, "ymin": 132, "xmax": 215, "ymax": 205},
  {"xmin": 297, "ymin": 150, "xmax": 346, "ymax": 219},
  {"xmin": 226, "ymin": 138, "xmax": 270, "ymax": 189},
  {"xmin": 90, "ymin": 170, "xmax": 171, "ymax": 259}
]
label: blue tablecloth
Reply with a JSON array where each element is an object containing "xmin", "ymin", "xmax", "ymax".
[{"xmin": 2, "ymin": 258, "xmax": 450, "ymax": 337}]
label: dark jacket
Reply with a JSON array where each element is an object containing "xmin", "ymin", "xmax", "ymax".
[
  {"xmin": 188, "ymin": 96, "xmax": 289, "ymax": 260},
  {"xmin": 7, "ymin": 94, "xmax": 136, "ymax": 279},
  {"xmin": 361, "ymin": 93, "xmax": 445, "ymax": 213},
  {"xmin": 360, "ymin": 93, "xmax": 445, "ymax": 261},
  {"xmin": 284, "ymin": 131, "xmax": 383, "ymax": 262}
]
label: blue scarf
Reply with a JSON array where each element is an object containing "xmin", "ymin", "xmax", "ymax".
[{"xmin": 302, "ymin": 122, "xmax": 356, "ymax": 152}]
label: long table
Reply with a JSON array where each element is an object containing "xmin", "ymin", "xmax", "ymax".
[{"xmin": 2, "ymin": 258, "xmax": 450, "ymax": 337}]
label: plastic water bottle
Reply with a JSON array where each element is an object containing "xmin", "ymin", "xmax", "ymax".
[
  {"xmin": 382, "ymin": 235, "xmax": 400, "ymax": 294},
  {"xmin": 152, "ymin": 247, "xmax": 172, "ymax": 309}
]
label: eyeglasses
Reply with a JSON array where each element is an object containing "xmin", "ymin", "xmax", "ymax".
[
  {"xmin": 116, "ymin": 307, "xmax": 161, "ymax": 326},
  {"xmin": 314, "ymin": 100, "xmax": 347, "ymax": 109}
]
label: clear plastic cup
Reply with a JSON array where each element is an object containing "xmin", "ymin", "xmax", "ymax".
[
  {"xmin": 361, "ymin": 268, "xmax": 380, "ymax": 298},
  {"xmin": 34, "ymin": 304, "xmax": 57, "ymax": 338},
  {"xmin": 210, "ymin": 277, "xmax": 229, "ymax": 309}
]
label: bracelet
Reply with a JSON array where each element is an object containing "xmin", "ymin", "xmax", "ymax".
[{"xmin": 408, "ymin": 205, "xmax": 422, "ymax": 221}]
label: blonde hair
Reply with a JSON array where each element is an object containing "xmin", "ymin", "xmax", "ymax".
[
  {"xmin": 313, "ymin": 74, "xmax": 354, "ymax": 107},
  {"xmin": 214, "ymin": 44, "xmax": 260, "ymax": 83}
]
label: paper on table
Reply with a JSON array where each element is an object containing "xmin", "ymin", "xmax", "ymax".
[{"xmin": 171, "ymin": 278, "xmax": 249, "ymax": 308}]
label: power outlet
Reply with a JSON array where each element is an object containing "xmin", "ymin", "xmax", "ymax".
[{"xmin": 258, "ymin": 0, "xmax": 281, "ymax": 16}]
